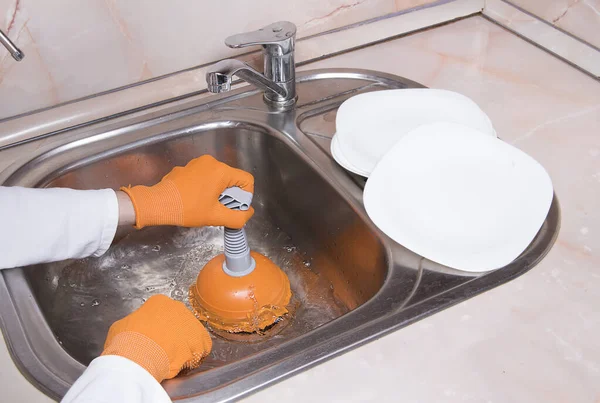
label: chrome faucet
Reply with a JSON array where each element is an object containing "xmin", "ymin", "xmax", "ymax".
[
  {"xmin": 0, "ymin": 29, "xmax": 24, "ymax": 61},
  {"xmin": 206, "ymin": 21, "xmax": 297, "ymax": 107}
]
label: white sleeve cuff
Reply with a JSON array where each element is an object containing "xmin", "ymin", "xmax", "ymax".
[
  {"xmin": 61, "ymin": 355, "xmax": 171, "ymax": 403},
  {"xmin": 92, "ymin": 189, "xmax": 119, "ymax": 257}
]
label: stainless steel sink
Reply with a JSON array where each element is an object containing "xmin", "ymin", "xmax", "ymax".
[{"xmin": 0, "ymin": 69, "xmax": 560, "ymax": 401}]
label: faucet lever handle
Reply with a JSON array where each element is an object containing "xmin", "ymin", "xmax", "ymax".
[{"xmin": 225, "ymin": 21, "xmax": 296, "ymax": 55}]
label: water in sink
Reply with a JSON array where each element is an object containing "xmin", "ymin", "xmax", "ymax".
[{"xmin": 45, "ymin": 206, "xmax": 347, "ymax": 370}]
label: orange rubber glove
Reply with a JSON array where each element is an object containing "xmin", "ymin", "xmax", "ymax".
[
  {"xmin": 101, "ymin": 295, "xmax": 212, "ymax": 382},
  {"xmin": 121, "ymin": 155, "xmax": 254, "ymax": 229}
]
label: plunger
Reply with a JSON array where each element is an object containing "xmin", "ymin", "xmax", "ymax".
[{"xmin": 189, "ymin": 187, "xmax": 292, "ymax": 333}]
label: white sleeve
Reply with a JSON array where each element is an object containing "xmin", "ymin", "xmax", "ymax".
[
  {"xmin": 62, "ymin": 355, "xmax": 171, "ymax": 403},
  {"xmin": 0, "ymin": 186, "xmax": 119, "ymax": 269}
]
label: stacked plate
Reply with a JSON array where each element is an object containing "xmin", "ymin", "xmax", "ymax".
[
  {"xmin": 332, "ymin": 89, "xmax": 554, "ymax": 272},
  {"xmin": 331, "ymin": 89, "xmax": 497, "ymax": 177}
]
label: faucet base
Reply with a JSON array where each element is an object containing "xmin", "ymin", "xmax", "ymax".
[{"xmin": 263, "ymin": 94, "xmax": 298, "ymax": 110}]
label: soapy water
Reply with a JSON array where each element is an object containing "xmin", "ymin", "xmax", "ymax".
[{"xmin": 45, "ymin": 212, "xmax": 348, "ymax": 368}]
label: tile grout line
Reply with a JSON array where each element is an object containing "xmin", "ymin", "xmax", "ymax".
[
  {"xmin": 495, "ymin": 0, "xmax": 600, "ymax": 52},
  {"xmin": 482, "ymin": 14, "xmax": 600, "ymax": 82},
  {"xmin": 482, "ymin": 0, "xmax": 600, "ymax": 79}
]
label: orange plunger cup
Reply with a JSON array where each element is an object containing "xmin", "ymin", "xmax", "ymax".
[{"xmin": 189, "ymin": 187, "xmax": 292, "ymax": 333}]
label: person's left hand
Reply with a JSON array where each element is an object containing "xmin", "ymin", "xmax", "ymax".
[{"xmin": 102, "ymin": 294, "xmax": 212, "ymax": 382}]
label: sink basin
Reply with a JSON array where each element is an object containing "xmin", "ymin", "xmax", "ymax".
[
  {"xmin": 0, "ymin": 69, "xmax": 560, "ymax": 401},
  {"xmin": 23, "ymin": 122, "xmax": 391, "ymax": 368}
]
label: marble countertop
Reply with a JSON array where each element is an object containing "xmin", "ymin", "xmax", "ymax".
[{"xmin": 2, "ymin": 15, "xmax": 599, "ymax": 403}]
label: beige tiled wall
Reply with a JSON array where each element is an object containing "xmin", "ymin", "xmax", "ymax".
[
  {"xmin": 0, "ymin": 0, "xmax": 437, "ymax": 120},
  {"xmin": 509, "ymin": 0, "xmax": 600, "ymax": 48}
]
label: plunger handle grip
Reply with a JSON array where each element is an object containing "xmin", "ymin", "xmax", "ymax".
[{"xmin": 219, "ymin": 187, "xmax": 253, "ymax": 211}]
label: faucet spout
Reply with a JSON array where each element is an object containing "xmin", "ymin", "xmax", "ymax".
[
  {"xmin": 206, "ymin": 22, "xmax": 297, "ymax": 107},
  {"xmin": 206, "ymin": 59, "xmax": 287, "ymax": 98}
]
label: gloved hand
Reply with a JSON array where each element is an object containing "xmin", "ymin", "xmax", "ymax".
[
  {"xmin": 121, "ymin": 155, "xmax": 254, "ymax": 229},
  {"xmin": 101, "ymin": 294, "xmax": 212, "ymax": 383}
]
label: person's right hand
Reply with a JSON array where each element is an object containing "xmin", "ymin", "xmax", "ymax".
[
  {"xmin": 102, "ymin": 295, "xmax": 212, "ymax": 382},
  {"xmin": 121, "ymin": 155, "xmax": 254, "ymax": 229}
]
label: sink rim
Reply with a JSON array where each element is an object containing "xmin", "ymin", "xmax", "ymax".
[{"xmin": 0, "ymin": 68, "xmax": 560, "ymax": 402}]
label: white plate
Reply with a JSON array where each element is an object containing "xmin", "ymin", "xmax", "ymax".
[
  {"xmin": 363, "ymin": 122, "xmax": 553, "ymax": 272},
  {"xmin": 330, "ymin": 134, "xmax": 369, "ymax": 177},
  {"xmin": 336, "ymin": 89, "xmax": 497, "ymax": 176}
]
